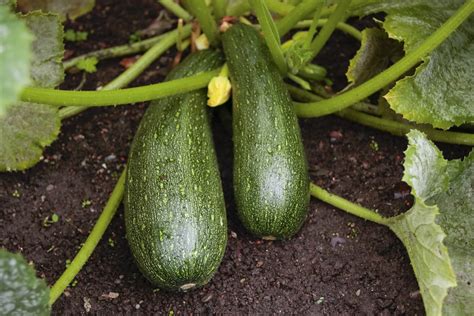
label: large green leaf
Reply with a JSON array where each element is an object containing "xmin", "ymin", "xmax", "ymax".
[
  {"xmin": 0, "ymin": 249, "xmax": 50, "ymax": 316},
  {"xmin": 0, "ymin": 5, "xmax": 33, "ymax": 116},
  {"xmin": 0, "ymin": 11, "xmax": 63, "ymax": 171},
  {"xmin": 17, "ymin": 0, "xmax": 95, "ymax": 21},
  {"xmin": 351, "ymin": 0, "xmax": 473, "ymax": 129},
  {"xmin": 385, "ymin": 130, "xmax": 473, "ymax": 316}
]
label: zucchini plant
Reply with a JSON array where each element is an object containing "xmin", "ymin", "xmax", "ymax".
[{"xmin": 0, "ymin": 0, "xmax": 473, "ymax": 315}]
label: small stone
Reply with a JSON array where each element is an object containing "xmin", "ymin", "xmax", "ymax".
[
  {"xmin": 135, "ymin": 304, "xmax": 140, "ymax": 310},
  {"xmin": 201, "ymin": 293, "xmax": 213, "ymax": 303},
  {"xmin": 46, "ymin": 184, "xmax": 55, "ymax": 191},
  {"xmin": 256, "ymin": 261, "xmax": 264, "ymax": 267},
  {"xmin": 230, "ymin": 231, "xmax": 237, "ymax": 239},
  {"xmin": 83, "ymin": 297, "xmax": 92, "ymax": 313},
  {"xmin": 356, "ymin": 289, "xmax": 361, "ymax": 296}
]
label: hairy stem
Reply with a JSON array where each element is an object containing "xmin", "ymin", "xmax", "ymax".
[
  {"xmin": 59, "ymin": 25, "xmax": 192, "ymax": 119},
  {"xmin": 310, "ymin": 0, "xmax": 351, "ymax": 59},
  {"xmin": 310, "ymin": 183, "xmax": 387, "ymax": 225},
  {"xmin": 63, "ymin": 34, "xmax": 167, "ymax": 69},
  {"xmin": 250, "ymin": 0, "xmax": 288, "ymax": 74},
  {"xmin": 295, "ymin": 19, "xmax": 362, "ymax": 41},
  {"xmin": 184, "ymin": 0, "xmax": 220, "ymax": 45},
  {"xmin": 159, "ymin": 0, "xmax": 193, "ymax": 21},
  {"xmin": 288, "ymin": 84, "xmax": 474, "ymax": 146},
  {"xmin": 22, "ymin": 69, "xmax": 219, "ymax": 107},
  {"xmin": 293, "ymin": 1, "xmax": 474, "ymax": 117},
  {"xmin": 49, "ymin": 169, "xmax": 126, "ymax": 305},
  {"xmin": 212, "ymin": 0, "xmax": 228, "ymax": 20},
  {"xmin": 337, "ymin": 109, "xmax": 474, "ymax": 146},
  {"xmin": 276, "ymin": 0, "xmax": 324, "ymax": 37}
]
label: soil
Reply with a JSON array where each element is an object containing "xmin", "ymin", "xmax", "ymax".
[{"xmin": 0, "ymin": 1, "xmax": 471, "ymax": 315}]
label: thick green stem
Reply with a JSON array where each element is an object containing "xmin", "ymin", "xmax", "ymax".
[
  {"xmin": 276, "ymin": 0, "xmax": 324, "ymax": 37},
  {"xmin": 159, "ymin": 0, "xmax": 193, "ymax": 21},
  {"xmin": 250, "ymin": 0, "xmax": 287, "ymax": 74},
  {"xmin": 337, "ymin": 109, "xmax": 474, "ymax": 146},
  {"xmin": 295, "ymin": 19, "xmax": 362, "ymax": 41},
  {"xmin": 288, "ymin": 85, "xmax": 474, "ymax": 146},
  {"xmin": 184, "ymin": 0, "xmax": 220, "ymax": 45},
  {"xmin": 310, "ymin": 0, "xmax": 351, "ymax": 59},
  {"xmin": 212, "ymin": 0, "xmax": 228, "ymax": 20},
  {"xmin": 310, "ymin": 183, "xmax": 387, "ymax": 225},
  {"xmin": 22, "ymin": 69, "xmax": 219, "ymax": 107},
  {"xmin": 59, "ymin": 26, "xmax": 192, "ymax": 119},
  {"xmin": 293, "ymin": 0, "xmax": 474, "ymax": 118},
  {"xmin": 49, "ymin": 169, "xmax": 126, "ymax": 305}
]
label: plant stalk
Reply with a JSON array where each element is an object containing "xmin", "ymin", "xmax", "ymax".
[
  {"xmin": 293, "ymin": 0, "xmax": 474, "ymax": 118},
  {"xmin": 276, "ymin": 0, "xmax": 324, "ymax": 37},
  {"xmin": 309, "ymin": 0, "xmax": 351, "ymax": 59},
  {"xmin": 49, "ymin": 168, "xmax": 126, "ymax": 305},
  {"xmin": 183, "ymin": 0, "xmax": 220, "ymax": 45},
  {"xmin": 310, "ymin": 183, "xmax": 387, "ymax": 225},
  {"xmin": 22, "ymin": 69, "xmax": 219, "ymax": 107},
  {"xmin": 159, "ymin": 0, "xmax": 193, "ymax": 21},
  {"xmin": 59, "ymin": 25, "xmax": 192, "ymax": 119}
]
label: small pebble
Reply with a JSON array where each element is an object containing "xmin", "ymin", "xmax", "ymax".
[
  {"xmin": 330, "ymin": 236, "xmax": 346, "ymax": 247},
  {"xmin": 201, "ymin": 293, "xmax": 213, "ymax": 303}
]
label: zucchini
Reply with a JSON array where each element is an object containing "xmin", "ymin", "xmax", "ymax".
[
  {"xmin": 223, "ymin": 24, "xmax": 310, "ymax": 239},
  {"xmin": 124, "ymin": 50, "xmax": 227, "ymax": 291}
]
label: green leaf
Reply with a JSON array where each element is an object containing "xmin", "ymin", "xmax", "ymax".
[
  {"xmin": 0, "ymin": 6, "xmax": 33, "ymax": 116},
  {"xmin": 346, "ymin": 28, "xmax": 402, "ymax": 87},
  {"xmin": 0, "ymin": 249, "xmax": 50, "ymax": 316},
  {"xmin": 0, "ymin": 11, "xmax": 63, "ymax": 171},
  {"xmin": 351, "ymin": 0, "xmax": 474, "ymax": 129},
  {"xmin": 76, "ymin": 56, "xmax": 98, "ymax": 73},
  {"xmin": 23, "ymin": 11, "xmax": 65, "ymax": 87},
  {"xmin": 431, "ymin": 151, "xmax": 474, "ymax": 315},
  {"xmin": 0, "ymin": 102, "xmax": 60, "ymax": 171},
  {"xmin": 386, "ymin": 130, "xmax": 473, "ymax": 316},
  {"xmin": 17, "ymin": 0, "xmax": 95, "ymax": 21}
]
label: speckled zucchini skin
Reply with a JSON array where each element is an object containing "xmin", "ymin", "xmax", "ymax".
[
  {"xmin": 223, "ymin": 24, "xmax": 310, "ymax": 239},
  {"xmin": 124, "ymin": 50, "xmax": 227, "ymax": 291}
]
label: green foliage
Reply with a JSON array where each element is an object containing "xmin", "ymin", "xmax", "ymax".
[
  {"xmin": 76, "ymin": 56, "xmax": 98, "ymax": 73},
  {"xmin": 0, "ymin": 249, "xmax": 50, "ymax": 316},
  {"xmin": 0, "ymin": 6, "xmax": 33, "ymax": 116},
  {"xmin": 17, "ymin": 0, "xmax": 95, "ymax": 21},
  {"xmin": 352, "ymin": 0, "xmax": 474, "ymax": 129},
  {"xmin": 0, "ymin": 11, "xmax": 63, "ymax": 171},
  {"xmin": 346, "ymin": 28, "xmax": 401, "ymax": 87},
  {"xmin": 386, "ymin": 130, "xmax": 473, "ymax": 316},
  {"xmin": 64, "ymin": 29, "xmax": 88, "ymax": 42}
]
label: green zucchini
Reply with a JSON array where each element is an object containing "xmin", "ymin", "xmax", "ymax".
[
  {"xmin": 223, "ymin": 23, "xmax": 310, "ymax": 240},
  {"xmin": 124, "ymin": 50, "xmax": 227, "ymax": 291}
]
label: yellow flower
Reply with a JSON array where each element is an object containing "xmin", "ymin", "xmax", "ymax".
[
  {"xmin": 207, "ymin": 76, "xmax": 231, "ymax": 107},
  {"xmin": 195, "ymin": 34, "xmax": 209, "ymax": 51}
]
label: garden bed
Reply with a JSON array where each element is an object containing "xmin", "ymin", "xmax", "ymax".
[{"xmin": 0, "ymin": 0, "xmax": 470, "ymax": 314}]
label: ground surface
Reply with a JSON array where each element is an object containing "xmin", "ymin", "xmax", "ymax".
[{"xmin": 0, "ymin": 0, "xmax": 470, "ymax": 314}]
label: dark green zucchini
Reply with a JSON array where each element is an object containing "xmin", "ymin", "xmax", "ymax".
[
  {"xmin": 222, "ymin": 23, "xmax": 310, "ymax": 239},
  {"xmin": 124, "ymin": 50, "xmax": 227, "ymax": 291}
]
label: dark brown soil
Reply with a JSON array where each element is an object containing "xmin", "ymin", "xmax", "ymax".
[{"xmin": 1, "ymin": 1, "xmax": 470, "ymax": 314}]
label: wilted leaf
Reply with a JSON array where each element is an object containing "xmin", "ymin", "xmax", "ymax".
[
  {"xmin": 0, "ymin": 249, "xmax": 50, "ymax": 315},
  {"xmin": 346, "ymin": 28, "xmax": 401, "ymax": 87},
  {"xmin": 386, "ymin": 130, "xmax": 473, "ymax": 316},
  {"xmin": 350, "ymin": 0, "xmax": 474, "ymax": 129},
  {"xmin": 0, "ymin": 6, "xmax": 33, "ymax": 116},
  {"xmin": 17, "ymin": 0, "xmax": 95, "ymax": 21},
  {"xmin": 0, "ymin": 11, "xmax": 63, "ymax": 171}
]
